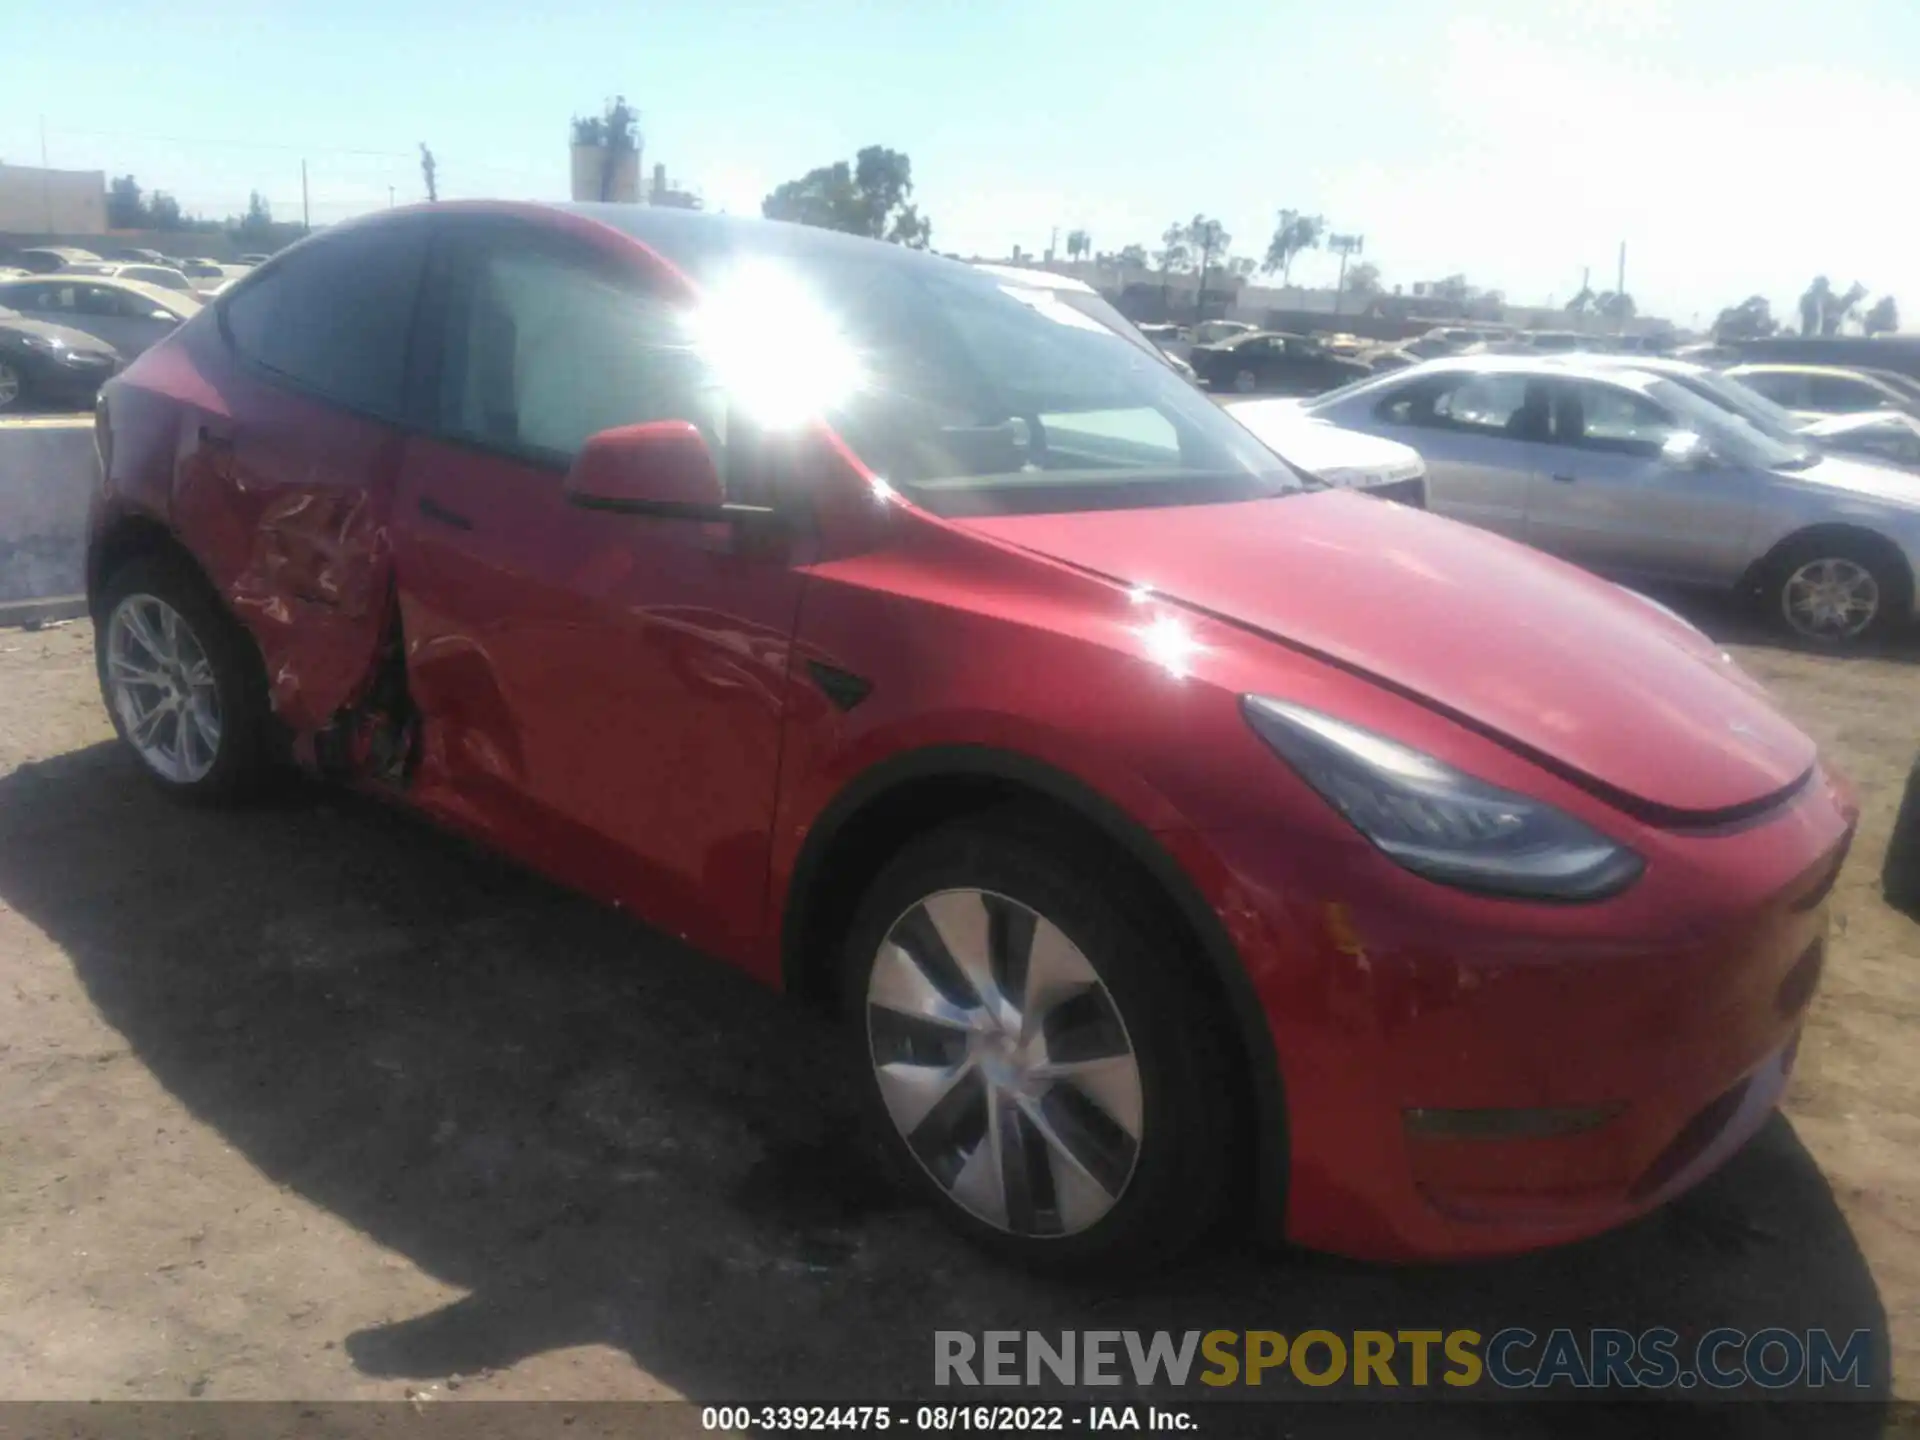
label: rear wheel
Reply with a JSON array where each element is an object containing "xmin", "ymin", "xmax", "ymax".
[
  {"xmin": 0, "ymin": 359, "xmax": 24, "ymax": 412},
  {"xmin": 1233, "ymin": 368, "xmax": 1259, "ymax": 394},
  {"xmin": 96, "ymin": 553, "xmax": 280, "ymax": 802},
  {"xmin": 840, "ymin": 808, "xmax": 1238, "ymax": 1273}
]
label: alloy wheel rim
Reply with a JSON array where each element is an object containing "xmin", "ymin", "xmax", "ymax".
[
  {"xmin": 106, "ymin": 593, "xmax": 223, "ymax": 783},
  {"xmin": 1234, "ymin": 369, "xmax": 1257, "ymax": 393},
  {"xmin": 0, "ymin": 362, "xmax": 20, "ymax": 407},
  {"xmin": 865, "ymin": 888, "xmax": 1143, "ymax": 1238},
  {"xmin": 1782, "ymin": 557, "xmax": 1879, "ymax": 641}
]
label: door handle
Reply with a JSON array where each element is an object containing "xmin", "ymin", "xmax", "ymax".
[
  {"xmin": 1550, "ymin": 472, "xmax": 1577, "ymax": 483},
  {"xmin": 417, "ymin": 495, "xmax": 474, "ymax": 531}
]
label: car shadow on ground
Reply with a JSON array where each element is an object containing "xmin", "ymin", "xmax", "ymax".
[
  {"xmin": 1638, "ymin": 585, "xmax": 1920, "ymax": 667},
  {"xmin": 0, "ymin": 745, "xmax": 1894, "ymax": 1434}
]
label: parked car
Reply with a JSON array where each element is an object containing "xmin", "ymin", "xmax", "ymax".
[
  {"xmin": 1189, "ymin": 319, "xmax": 1257, "ymax": 346},
  {"xmin": 8, "ymin": 245, "xmax": 103, "ymax": 275},
  {"xmin": 1301, "ymin": 354, "xmax": 1920, "ymax": 643},
  {"xmin": 60, "ymin": 261, "xmax": 197, "ymax": 293},
  {"xmin": 1725, "ymin": 335, "xmax": 1920, "ymax": 383},
  {"xmin": 1516, "ymin": 329, "xmax": 1588, "ymax": 353},
  {"xmin": 1188, "ymin": 329, "xmax": 1372, "ymax": 394},
  {"xmin": 0, "ymin": 276, "xmax": 200, "ymax": 360},
  {"xmin": 89, "ymin": 202, "xmax": 1849, "ymax": 1271},
  {"xmin": 1724, "ymin": 363, "xmax": 1920, "ymax": 421},
  {"xmin": 1800, "ymin": 410, "xmax": 1920, "ymax": 472},
  {"xmin": 971, "ymin": 263, "xmax": 1199, "ymax": 384},
  {"xmin": 1221, "ymin": 397, "xmax": 1428, "ymax": 505},
  {"xmin": 237, "ymin": 253, "xmax": 272, "ymax": 265},
  {"xmin": 0, "ymin": 305, "xmax": 120, "ymax": 412},
  {"xmin": 102, "ymin": 247, "xmax": 169, "ymax": 265}
]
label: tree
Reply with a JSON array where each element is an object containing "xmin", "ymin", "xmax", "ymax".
[
  {"xmin": 762, "ymin": 145, "xmax": 931, "ymax": 248},
  {"xmin": 1824, "ymin": 281, "xmax": 1868, "ymax": 336},
  {"xmin": 1065, "ymin": 228, "xmax": 1090, "ymax": 262},
  {"xmin": 1117, "ymin": 243, "xmax": 1148, "ymax": 268},
  {"xmin": 1865, "ymin": 295, "xmax": 1901, "ymax": 336},
  {"xmin": 1228, "ymin": 256, "xmax": 1258, "ymax": 279},
  {"xmin": 1261, "ymin": 209, "xmax": 1324, "ymax": 284},
  {"xmin": 1564, "ymin": 285, "xmax": 1596, "ymax": 315},
  {"xmin": 1798, "ymin": 276, "xmax": 1832, "ymax": 337},
  {"xmin": 147, "ymin": 192, "xmax": 182, "ymax": 230},
  {"xmin": 1714, "ymin": 295, "xmax": 1778, "ymax": 340},
  {"xmin": 1187, "ymin": 215, "xmax": 1230, "ymax": 320},
  {"xmin": 419, "ymin": 143, "xmax": 439, "ymax": 203},
  {"xmin": 107, "ymin": 175, "xmax": 147, "ymax": 229},
  {"xmin": 237, "ymin": 191, "xmax": 274, "ymax": 246},
  {"xmin": 1345, "ymin": 260, "xmax": 1382, "ymax": 299},
  {"xmin": 1154, "ymin": 222, "xmax": 1190, "ymax": 312}
]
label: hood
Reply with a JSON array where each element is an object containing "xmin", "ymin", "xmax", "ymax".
[
  {"xmin": 955, "ymin": 494, "xmax": 1815, "ymax": 820},
  {"xmin": 0, "ymin": 314, "xmax": 109, "ymax": 353},
  {"xmin": 1224, "ymin": 406, "xmax": 1424, "ymax": 487},
  {"xmin": 1781, "ymin": 453, "xmax": 1920, "ymax": 507}
]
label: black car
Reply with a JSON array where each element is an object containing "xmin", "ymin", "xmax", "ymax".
[
  {"xmin": 1187, "ymin": 329, "xmax": 1373, "ymax": 395},
  {"xmin": 0, "ymin": 306, "xmax": 120, "ymax": 413}
]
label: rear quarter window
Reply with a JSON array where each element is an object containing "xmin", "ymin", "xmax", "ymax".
[{"xmin": 220, "ymin": 222, "xmax": 429, "ymax": 419}]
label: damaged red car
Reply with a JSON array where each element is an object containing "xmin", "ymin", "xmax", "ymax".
[{"xmin": 87, "ymin": 202, "xmax": 1853, "ymax": 1271}]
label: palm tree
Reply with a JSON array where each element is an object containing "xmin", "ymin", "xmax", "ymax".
[{"xmin": 1065, "ymin": 228, "xmax": 1090, "ymax": 262}]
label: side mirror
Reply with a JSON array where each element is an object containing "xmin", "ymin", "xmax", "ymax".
[
  {"xmin": 1660, "ymin": 431, "xmax": 1717, "ymax": 470},
  {"xmin": 564, "ymin": 420, "xmax": 733, "ymax": 520}
]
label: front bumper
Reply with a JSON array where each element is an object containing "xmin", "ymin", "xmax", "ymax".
[{"xmin": 1200, "ymin": 766, "xmax": 1854, "ymax": 1261}]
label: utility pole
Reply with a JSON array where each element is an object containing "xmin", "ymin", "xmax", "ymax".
[
  {"xmin": 1329, "ymin": 233, "xmax": 1364, "ymax": 315},
  {"xmin": 1616, "ymin": 241, "xmax": 1627, "ymax": 333},
  {"xmin": 39, "ymin": 115, "xmax": 52, "ymax": 233},
  {"xmin": 301, "ymin": 160, "xmax": 310, "ymax": 234}
]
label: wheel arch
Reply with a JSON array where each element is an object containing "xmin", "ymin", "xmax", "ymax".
[
  {"xmin": 87, "ymin": 511, "xmax": 211, "ymax": 620},
  {"xmin": 1741, "ymin": 521, "xmax": 1916, "ymax": 615},
  {"xmin": 779, "ymin": 743, "xmax": 1288, "ymax": 1235}
]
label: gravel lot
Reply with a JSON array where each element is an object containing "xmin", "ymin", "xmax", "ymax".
[{"xmin": 1, "ymin": 608, "xmax": 1916, "ymax": 1419}]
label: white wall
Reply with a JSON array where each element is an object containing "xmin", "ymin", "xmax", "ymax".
[{"xmin": 0, "ymin": 165, "xmax": 106, "ymax": 236}]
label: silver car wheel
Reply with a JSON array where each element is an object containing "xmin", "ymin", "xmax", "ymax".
[
  {"xmin": 1782, "ymin": 557, "xmax": 1879, "ymax": 642},
  {"xmin": 0, "ymin": 360, "xmax": 21, "ymax": 409},
  {"xmin": 106, "ymin": 592, "xmax": 223, "ymax": 784},
  {"xmin": 865, "ymin": 888, "xmax": 1144, "ymax": 1238},
  {"xmin": 1233, "ymin": 368, "xmax": 1258, "ymax": 394}
]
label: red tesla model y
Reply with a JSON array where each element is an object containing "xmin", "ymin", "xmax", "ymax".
[{"xmin": 86, "ymin": 202, "xmax": 1853, "ymax": 1270}]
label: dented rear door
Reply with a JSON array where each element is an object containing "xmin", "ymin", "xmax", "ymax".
[{"xmin": 168, "ymin": 217, "xmax": 432, "ymax": 738}]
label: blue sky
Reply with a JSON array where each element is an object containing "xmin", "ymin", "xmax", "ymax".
[{"xmin": 4, "ymin": 0, "xmax": 1914, "ymax": 328}]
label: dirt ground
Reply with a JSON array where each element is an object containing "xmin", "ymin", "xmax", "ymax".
[{"xmin": 0, "ymin": 606, "xmax": 1916, "ymax": 1421}]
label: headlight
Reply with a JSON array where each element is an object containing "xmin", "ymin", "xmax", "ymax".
[{"xmin": 1242, "ymin": 697, "xmax": 1643, "ymax": 901}]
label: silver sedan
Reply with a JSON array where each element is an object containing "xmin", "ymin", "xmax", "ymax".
[{"xmin": 1301, "ymin": 354, "xmax": 1920, "ymax": 644}]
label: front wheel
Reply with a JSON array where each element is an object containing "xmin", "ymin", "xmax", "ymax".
[
  {"xmin": 1767, "ymin": 538, "xmax": 1904, "ymax": 645},
  {"xmin": 840, "ymin": 809, "xmax": 1238, "ymax": 1273},
  {"xmin": 96, "ymin": 552, "xmax": 280, "ymax": 802},
  {"xmin": 1232, "ymin": 368, "xmax": 1259, "ymax": 394}
]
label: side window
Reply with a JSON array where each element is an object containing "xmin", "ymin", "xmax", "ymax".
[
  {"xmin": 1737, "ymin": 371, "xmax": 1805, "ymax": 407},
  {"xmin": 1550, "ymin": 382, "xmax": 1678, "ymax": 457},
  {"xmin": 220, "ymin": 223, "xmax": 428, "ymax": 418},
  {"xmin": 112, "ymin": 289, "xmax": 173, "ymax": 321},
  {"xmin": 1421, "ymin": 373, "xmax": 1541, "ymax": 436},
  {"xmin": 430, "ymin": 231, "xmax": 725, "ymax": 466},
  {"xmin": 1806, "ymin": 375, "xmax": 1882, "ymax": 413}
]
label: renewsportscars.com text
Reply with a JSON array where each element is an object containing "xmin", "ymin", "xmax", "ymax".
[{"xmin": 934, "ymin": 1328, "xmax": 1873, "ymax": 1391}]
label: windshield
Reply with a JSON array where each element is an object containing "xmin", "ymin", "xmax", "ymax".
[
  {"xmin": 1668, "ymin": 369, "xmax": 1812, "ymax": 450},
  {"xmin": 1644, "ymin": 377, "xmax": 1815, "ymax": 471},
  {"xmin": 722, "ymin": 255, "xmax": 1303, "ymax": 517}
]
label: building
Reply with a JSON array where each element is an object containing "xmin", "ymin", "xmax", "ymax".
[
  {"xmin": 647, "ymin": 162, "xmax": 701, "ymax": 210},
  {"xmin": 0, "ymin": 163, "xmax": 106, "ymax": 236}
]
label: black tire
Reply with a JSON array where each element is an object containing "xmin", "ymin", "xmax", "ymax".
[
  {"xmin": 1232, "ymin": 368, "xmax": 1259, "ymax": 394},
  {"xmin": 0, "ymin": 358, "xmax": 26, "ymax": 413},
  {"xmin": 94, "ymin": 550, "xmax": 281, "ymax": 803},
  {"xmin": 838, "ymin": 806, "xmax": 1240, "ymax": 1274},
  {"xmin": 1762, "ymin": 533, "xmax": 1908, "ymax": 646}
]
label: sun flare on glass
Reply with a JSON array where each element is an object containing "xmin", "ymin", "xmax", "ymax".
[{"xmin": 690, "ymin": 261, "xmax": 863, "ymax": 428}]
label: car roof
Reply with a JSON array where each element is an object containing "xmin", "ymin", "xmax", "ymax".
[
  {"xmin": 1725, "ymin": 362, "xmax": 1882, "ymax": 379},
  {"xmin": 1543, "ymin": 353, "xmax": 1708, "ymax": 379},
  {"xmin": 1391, "ymin": 351, "xmax": 1667, "ymax": 387},
  {"xmin": 970, "ymin": 262, "xmax": 1098, "ymax": 295}
]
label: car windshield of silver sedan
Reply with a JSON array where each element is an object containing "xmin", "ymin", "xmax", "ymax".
[{"xmin": 1648, "ymin": 378, "xmax": 1817, "ymax": 471}]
